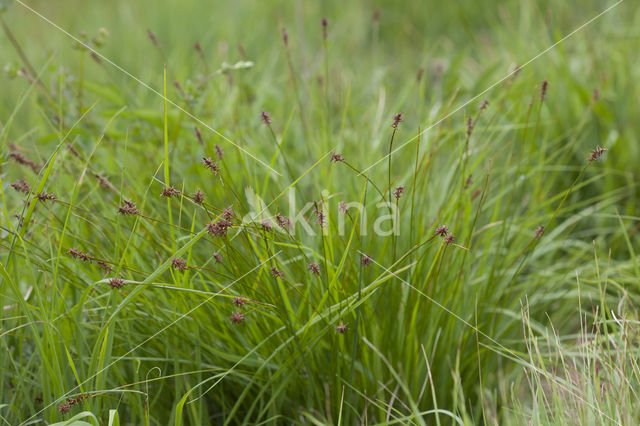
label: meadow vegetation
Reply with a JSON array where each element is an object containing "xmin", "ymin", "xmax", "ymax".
[{"xmin": 0, "ymin": 0, "xmax": 639, "ymax": 424}]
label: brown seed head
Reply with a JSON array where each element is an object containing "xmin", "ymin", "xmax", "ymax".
[
  {"xmin": 312, "ymin": 201, "xmax": 326, "ymax": 228},
  {"xmin": 172, "ymin": 257, "xmax": 188, "ymax": 271},
  {"xmin": 330, "ymin": 152, "xmax": 344, "ymax": 163},
  {"xmin": 160, "ymin": 186, "xmax": 180, "ymax": 198},
  {"xmin": 118, "ymin": 199, "xmax": 141, "ymax": 215},
  {"xmin": 10, "ymin": 179, "xmax": 30, "ymax": 194},
  {"xmin": 230, "ymin": 311, "xmax": 245, "ymax": 324},
  {"xmin": 308, "ymin": 263, "xmax": 320, "ymax": 275},
  {"xmin": 68, "ymin": 248, "xmax": 91, "ymax": 262},
  {"xmin": 434, "ymin": 225, "xmax": 448, "ymax": 237},
  {"xmin": 206, "ymin": 219, "xmax": 233, "ymax": 237},
  {"xmin": 541, "ymin": 79, "xmax": 549, "ymax": 101},
  {"xmin": 193, "ymin": 190, "xmax": 205, "ymax": 205},
  {"xmin": 587, "ymin": 146, "xmax": 607, "ymax": 164},
  {"xmin": 336, "ymin": 322, "xmax": 348, "ymax": 333},
  {"xmin": 393, "ymin": 186, "xmax": 405, "ymax": 199},
  {"xmin": 261, "ymin": 110, "xmax": 272, "ymax": 126},
  {"xmin": 36, "ymin": 192, "xmax": 56, "ymax": 202},
  {"xmin": 195, "ymin": 127, "xmax": 204, "ymax": 144},
  {"xmin": 391, "ymin": 113, "xmax": 403, "ymax": 130},
  {"xmin": 232, "ymin": 297, "xmax": 247, "ymax": 307},
  {"xmin": 270, "ymin": 267, "xmax": 284, "ymax": 278},
  {"xmin": 109, "ymin": 278, "xmax": 125, "ymax": 289},
  {"xmin": 466, "ymin": 117, "xmax": 474, "ymax": 137},
  {"xmin": 215, "ymin": 145, "xmax": 224, "ymax": 160},
  {"xmin": 275, "ymin": 213, "xmax": 291, "ymax": 230},
  {"xmin": 202, "ymin": 157, "xmax": 220, "ymax": 175}
]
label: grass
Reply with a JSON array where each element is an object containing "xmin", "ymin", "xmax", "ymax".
[{"xmin": 0, "ymin": 0, "xmax": 639, "ymax": 424}]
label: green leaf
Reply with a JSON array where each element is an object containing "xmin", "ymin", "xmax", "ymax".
[
  {"xmin": 108, "ymin": 409, "xmax": 120, "ymax": 426},
  {"xmin": 49, "ymin": 410, "xmax": 98, "ymax": 426}
]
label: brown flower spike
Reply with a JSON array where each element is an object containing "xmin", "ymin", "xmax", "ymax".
[
  {"xmin": 261, "ymin": 110, "xmax": 272, "ymax": 126},
  {"xmin": 587, "ymin": 146, "xmax": 607, "ymax": 164},
  {"xmin": 393, "ymin": 186, "xmax": 405, "ymax": 199},
  {"xmin": 391, "ymin": 113, "xmax": 403, "ymax": 129},
  {"xmin": 434, "ymin": 225, "xmax": 448, "ymax": 237},
  {"xmin": 10, "ymin": 179, "xmax": 30, "ymax": 194},
  {"xmin": 232, "ymin": 297, "xmax": 247, "ymax": 307},
  {"xmin": 109, "ymin": 278, "xmax": 125, "ymax": 289},
  {"xmin": 118, "ymin": 199, "xmax": 141, "ymax": 215},
  {"xmin": 230, "ymin": 311, "xmax": 245, "ymax": 324},
  {"xmin": 172, "ymin": 257, "xmax": 188, "ymax": 271},
  {"xmin": 330, "ymin": 152, "xmax": 344, "ymax": 163},
  {"xmin": 308, "ymin": 263, "xmax": 320, "ymax": 275},
  {"xmin": 192, "ymin": 190, "xmax": 205, "ymax": 205},
  {"xmin": 336, "ymin": 322, "xmax": 348, "ymax": 333},
  {"xmin": 206, "ymin": 219, "xmax": 233, "ymax": 237},
  {"xmin": 202, "ymin": 157, "xmax": 220, "ymax": 175},
  {"xmin": 161, "ymin": 186, "xmax": 180, "ymax": 198}
]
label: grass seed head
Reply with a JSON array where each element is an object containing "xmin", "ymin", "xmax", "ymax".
[
  {"xmin": 394, "ymin": 186, "xmax": 405, "ymax": 199},
  {"xmin": 68, "ymin": 248, "xmax": 91, "ymax": 262},
  {"xmin": 261, "ymin": 110, "xmax": 272, "ymax": 126},
  {"xmin": 588, "ymin": 146, "xmax": 607, "ymax": 164},
  {"xmin": 109, "ymin": 278, "xmax": 125, "ymax": 289},
  {"xmin": 118, "ymin": 199, "xmax": 141, "ymax": 215},
  {"xmin": 541, "ymin": 79, "xmax": 549, "ymax": 101},
  {"xmin": 230, "ymin": 311, "xmax": 245, "ymax": 324},
  {"xmin": 308, "ymin": 262, "xmax": 320, "ymax": 275},
  {"xmin": 10, "ymin": 179, "xmax": 30, "ymax": 194},
  {"xmin": 434, "ymin": 225, "xmax": 448, "ymax": 237},
  {"xmin": 8, "ymin": 151, "xmax": 39, "ymax": 172},
  {"xmin": 215, "ymin": 145, "xmax": 224, "ymax": 159},
  {"xmin": 391, "ymin": 113, "xmax": 403, "ymax": 129},
  {"xmin": 206, "ymin": 219, "xmax": 233, "ymax": 237},
  {"xmin": 312, "ymin": 201, "xmax": 326, "ymax": 228},
  {"xmin": 275, "ymin": 213, "xmax": 291, "ymax": 230},
  {"xmin": 330, "ymin": 152, "xmax": 344, "ymax": 163},
  {"xmin": 193, "ymin": 190, "xmax": 205, "ymax": 205},
  {"xmin": 202, "ymin": 157, "xmax": 220, "ymax": 175},
  {"xmin": 270, "ymin": 267, "xmax": 284, "ymax": 278},
  {"xmin": 232, "ymin": 297, "xmax": 247, "ymax": 307},
  {"xmin": 36, "ymin": 192, "xmax": 56, "ymax": 202},
  {"xmin": 160, "ymin": 186, "xmax": 180, "ymax": 198},
  {"xmin": 466, "ymin": 117, "xmax": 474, "ymax": 137},
  {"xmin": 194, "ymin": 126, "xmax": 204, "ymax": 144},
  {"xmin": 172, "ymin": 257, "xmax": 188, "ymax": 271},
  {"xmin": 97, "ymin": 260, "xmax": 113, "ymax": 272}
]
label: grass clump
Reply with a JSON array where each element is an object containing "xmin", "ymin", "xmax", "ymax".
[{"xmin": 0, "ymin": 0, "xmax": 639, "ymax": 424}]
